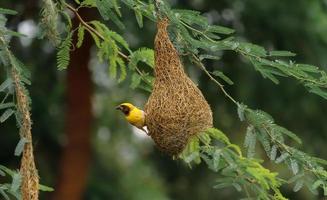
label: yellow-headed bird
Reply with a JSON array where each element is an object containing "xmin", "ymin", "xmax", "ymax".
[{"xmin": 116, "ymin": 103, "xmax": 148, "ymax": 134}]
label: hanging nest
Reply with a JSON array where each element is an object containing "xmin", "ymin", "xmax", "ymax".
[{"xmin": 144, "ymin": 18, "xmax": 213, "ymax": 156}]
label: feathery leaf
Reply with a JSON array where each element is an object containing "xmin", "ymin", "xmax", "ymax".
[{"xmin": 56, "ymin": 31, "xmax": 73, "ymax": 70}]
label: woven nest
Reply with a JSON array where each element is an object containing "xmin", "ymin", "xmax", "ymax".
[{"xmin": 144, "ymin": 18, "xmax": 213, "ymax": 156}]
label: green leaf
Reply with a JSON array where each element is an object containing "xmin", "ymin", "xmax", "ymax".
[
  {"xmin": 307, "ymin": 85, "xmax": 327, "ymax": 100},
  {"xmin": 109, "ymin": 57, "xmax": 117, "ymax": 79},
  {"xmin": 76, "ymin": 25, "xmax": 85, "ymax": 48},
  {"xmin": 237, "ymin": 103, "xmax": 246, "ymax": 121},
  {"xmin": 200, "ymin": 153, "xmax": 213, "ymax": 169},
  {"xmin": 10, "ymin": 172, "xmax": 22, "ymax": 193},
  {"xmin": 215, "ymin": 177, "xmax": 236, "ymax": 184},
  {"xmin": 63, "ymin": 12, "xmax": 73, "ymax": 28},
  {"xmin": 107, "ymin": 30, "xmax": 131, "ymax": 52},
  {"xmin": 56, "ymin": 31, "xmax": 73, "ymax": 70},
  {"xmin": 208, "ymin": 25, "xmax": 234, "ymax": 35},
  {"xmin": 96, "ymin": 0, "xmax": 125, "ymax": 29},
  {"xmin": 212, "ymin": 71, "xmax": 234, "ymax": 85},
  {"xmin": 221, "ymin": 154, "xmax": 235, "ymax": 168},
  {"xmin": 260, "ymin": 69, "xmax": 280, "ymax": 84},
  {"xmin": 184, "ymin": 152, "xmax": 200, "ymax": 163},
  {"xmin": 112, "ymin": 0, "xmax": 121, "ymax": 16},
  {"xmin": 270, "ymin": 145, "xmax": 277, "ymax": 161},
  {"xmin": 0, "ymin": 189, "xmax": 9, "ymax": 200},
  {"xmin": 244, "ymin": 126, "xmax": 256, "ymax": 158},
  {"xmin": 0, "ymin": 78, "xmax": 12, "ymax": 92},
  {"xmin": 180, "ymin": 136, "xmax": 201, "ymax": 164},
  {"xmin": 290, "ymin": 159, "xmax": 299, "ymax": 175},
  {"xmin": 96, "ymin": 0, "xmax": 111, "ymax": 19},
  {"xmin": 130, "ymin": 73, "xmax": 142, "ymax": 89},
  {"xmin": 0, "ymin": 168, "xmax": 5, "ymax": 176},
  {"xmin": 288, "ymin": 172, "xmax": 304, "ymax": 183},
  {"xmin": 0, "ymin": 103, "xmax": 15, "ymax": 110},
  {"xmin": 134, "ymin": 9, "xmax": 143, "ymax": 28},
  {"xmin": 173, "ymin": 9, "xmax": 201, "ymax": 19},
  {"xmin": 7, "ymin": 189, "xmax": 21, "ymax": 200},
  {"xmin": 0, "ymin": 8, "xmax": 17, "ymax": 15},
  {"xmin": 306, "ymin": 181, "xmax": 319, "ymax": 195},
  {"xmin": 246, "ymin": 136, "xmax": 256, "ymax": 158},
  {"xmin": 117, "ymin": 57, "xmax": 126, "ymax": 82},
  {"xmin": 199, "ymin": 54, "xmax": 220, "ymax": 61},
  {"xmin": 275, "ymin": 153, "xmax": 289, "ymax": 164},
  {"xmin": 293, "ymin": 180, "xmax": 303, "ymax": 192},
  {"xmin": 138, "ymin": 83, "xmax": 152, "ymax": 92},
  {"xmin": 269, "ymin": 51, "xmax": 296, "ymax": 57},
  {"xmin": 212, "ymin": 150, "xmax": 221, "ymax": 171},
  {"xmin": 312, "ymin": 180, "xmax": 324, "ymax": 190},
  {"xmin": 174, "ymin": 9, "xmax": 208, "ymax": 29},
  {"xmin": 232, "ymin": 183, "xmax": 242, "ymax": 192},
  {"xmin": 39, "ymin": 0, "xmax": 60, "ymax": 45},
  {"xmin": 21, "ymin": 76, "xmax": 31, "ymax": 86},
  {"xmin": 251, "ymin": 60, "xmax": 280, "ymax": 84},
  {"xmin": 14, "ymin": 137, "xmax": 28, "ymax": 156},
  {"xmin": 88, "ymin": 30, "xmax": 101, "ymax": 48},
  {"xmin": 0, "ymin": 165, "xmax": 14, "ymax": 176},
  {"xmin": 39, "ymin": 184, "xmax": 54, "ymax": 192},
  {"xmin": 257, "ymin": 129, "xmax": 271, "ymax": 154},
  {"xmin": 239, "ymin": 42, "xmax": 267, "ymax": 57},
  {"xmin": 129, "ymin": 48, "xmax": 154, "ymax": 69},
  {"xmin": 0, "ymin": 108, "xmax": 15, "ymax": 123},
  {"xmin": 275, "ymin": 126, "xmax": 302, "ymax": 144},
  {"xmin": 245, "ymin": 109, "xmax": 274, "ymax": 127},
  {"xmin": 213, "ymin": 182, "xmax": 232, "ymax": 189},
  {"xmin": 244, "ymin": 126, "xmax": 254, "ymax": 148},
  {"xmin": 228, "ymin": 144, "xmax": 242, "ymax": 157},
  {"xmin": 96, "ymin": 0, "xmax": 121, "ymax": 16},
  {"xmin": 296, "ymin": 64, "xmax": 320, "ymax": 73},
  {"xmin": 5, "ymin": 30, "xmax": 27, "ymax": 38},
  {"xmin": 311, "ymin": 157, "xmax": 327, "ymax": 166},
  {"xmin": 142, "ymin": 74, "xmax": 154, "ymax": 87},
  {"xmin": 81, "ymin": 0, "xmax": 96, "ymax": 7},
  {"xmin": 198, "ymin": 132, "xmax": 211, "ymax": 145},
  {"xmin": 206, "ymin": 128, "xmax": 230, "ymax": 144},
  {"xmin": 324, "ymin": 185, "xmax": 327, "ymax": 196},
  {"xmin": 204, "ymin": 32, "xmax": 221, "ymax": 40}
]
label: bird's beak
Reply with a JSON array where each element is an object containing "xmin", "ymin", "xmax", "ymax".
[{"xmin": 115, "ymin": 105, "xmax": 122, "ymax": 110}]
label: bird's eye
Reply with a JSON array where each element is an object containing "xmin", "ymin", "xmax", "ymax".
[{"xmin": 122, "ymin": 106, "xmax": 130, "ymax": 115}]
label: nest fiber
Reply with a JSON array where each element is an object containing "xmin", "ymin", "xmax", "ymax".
[{"xmin": 145, "ymin": 18, "xmax": 213, "ymax": 155}]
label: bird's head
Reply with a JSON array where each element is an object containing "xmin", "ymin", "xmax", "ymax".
[{"xmin": 116, "ymin": 103, "xmax": 136, "ymax": 116}]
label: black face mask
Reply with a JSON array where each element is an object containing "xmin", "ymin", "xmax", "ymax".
[{"xmin": 117, "ymin": 105, "xmax": 130, "ymax": 116}]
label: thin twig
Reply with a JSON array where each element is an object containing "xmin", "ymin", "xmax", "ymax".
[{"xmin": 191, "ymin": 54, "xmax": 238, "ymax": 105}]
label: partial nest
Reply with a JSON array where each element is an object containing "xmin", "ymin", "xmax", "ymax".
[{"xmin": 145, "ymin": 18, "xmax": 213, "ymax": 156}]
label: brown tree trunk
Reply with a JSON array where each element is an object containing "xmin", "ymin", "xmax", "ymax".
[{"xmin": 52, "ymin": 9, "xmax": 93, "ymax": 200}]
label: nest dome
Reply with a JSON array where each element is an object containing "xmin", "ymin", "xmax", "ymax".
[{"xmin": 145, "ymin": 18, "xmax": 213, "ymax": 155}]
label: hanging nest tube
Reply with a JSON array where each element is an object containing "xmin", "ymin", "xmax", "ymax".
[{"xmin": 145, "ymin": 18, "xmax": 213, "ymax": 156}]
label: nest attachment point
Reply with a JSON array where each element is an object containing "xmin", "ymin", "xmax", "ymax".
[{"xmin": 145, "ymin": 18, "xmax": 213, "ymax": 156}]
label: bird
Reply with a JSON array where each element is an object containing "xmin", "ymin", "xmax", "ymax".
[{"xmin": 116, "ymin": 103, "xmax": 148, "ymax": 134}]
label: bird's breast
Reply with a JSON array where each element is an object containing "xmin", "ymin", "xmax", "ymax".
[{"xmin": 126, "ymin": 109, "xmax": 145, "ymax": 128}]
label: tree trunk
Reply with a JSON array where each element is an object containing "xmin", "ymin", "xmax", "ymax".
[{"xmin": 52, "ymin": 9, "xmax": 93, "ymax": 200}]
